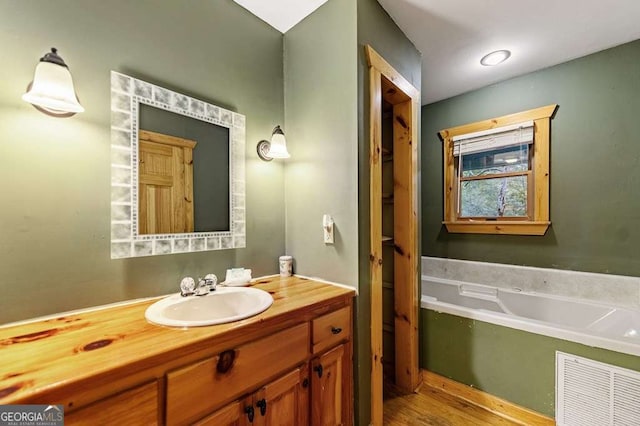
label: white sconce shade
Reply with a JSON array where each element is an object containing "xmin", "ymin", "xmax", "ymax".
[
  {"xmin": 22, "ymin": 48, "xmax": 84, "ymax": 115},
  {"xmin": 267, "ymin": 126, "xmax": 290, "ymax": 158},
  {"xmin": 257, "ymin": 125, "xmax": 290, "ymax": 161}
]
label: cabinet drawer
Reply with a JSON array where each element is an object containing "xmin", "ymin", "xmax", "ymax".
[
  {"xmin": 65, "ymin": 381, "xmax": 158, "ymax": 425},
  {"xmin": 312, "ymin": 306, "xmax": 351, "ymax": 354},
  {"xmin": 166, "ymin": 322, "xmax": 309, "ymax": 425}
]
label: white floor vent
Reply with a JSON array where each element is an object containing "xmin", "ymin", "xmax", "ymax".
[{"xmin": 557, "ymin": 352, "xmax": 640, "ymax": 426}]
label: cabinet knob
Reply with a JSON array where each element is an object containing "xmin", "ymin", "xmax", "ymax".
[
  {"xmin": 313, "ymin": 364, "xmax": 323, "ymax": 378},
  {"xmin": 302, "ymin": 378, "xmax": 309, "ymax": 388},
  {"xmin": 244, "ymin": 405, "xmax": 255, "ymax": 422},
  {"xmin": 216, "ymin": 349, "xmax": 236, "ymax": 374},
  {"xmin": 256, "ymin": 398, "xmax": 267, "ymax": 416},
  {"xmin": 331, "ymin": 327, "xmax": 342, "ymax": 335}
]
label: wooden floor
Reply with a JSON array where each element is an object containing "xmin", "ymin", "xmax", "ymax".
[{"xmin": 383, "ymin": 382, "xmax": 522, "ymax": 426}]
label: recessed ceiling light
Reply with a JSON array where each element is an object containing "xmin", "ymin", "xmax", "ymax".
[{"xmin": 480, "ymin": 50, "xmax": 511, "ymax": 66}]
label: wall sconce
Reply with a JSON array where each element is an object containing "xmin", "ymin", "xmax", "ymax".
[
  {"xmin": 257, "ymin": 125, "xmax": 290, "ymax": 161},
  {"xmin": 22, "ymin": 48, "xmax": 84, "ymax": 117}
]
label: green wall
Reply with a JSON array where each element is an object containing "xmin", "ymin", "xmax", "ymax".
[
  {"xmin": 422, "ymin": 310, "xmax": 640, "ymax": 417},
  {"xmin": 283, "ymin": 0, "xmax": 359, "ymax": 286},
  {"xmin": 357, "ymin": 1, "xmax": 422, "ymax": 424},
  {"xmin": 422, "ymin": 39, "xmax": 640, "ymax": 276},
  {"xmin": 0, "ymin": 0, "xmax": 285, "ymax": 323},
  {"xmin": 283, "ymin": 2, "xmax": 421, "ymax": 423}
]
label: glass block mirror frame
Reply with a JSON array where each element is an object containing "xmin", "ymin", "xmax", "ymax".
[{"xmin": 110, "ymin": 71, "xmax": 246, "ymax": 258}]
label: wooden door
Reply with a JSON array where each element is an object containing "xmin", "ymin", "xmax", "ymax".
[
  {"xmin": 366, "ymin": 44, "xmax": 421, "ymax": 425},
  {"xmin": 311, "ymin": 344, "xmax": 345, "ymax": 426},
  {"xmin": 138, "ymin": 130, "xmax": 196, "ymax": 234},
  {"xmin": 254, "ymin": 366, "xmax": 309, "ymax": 426}
]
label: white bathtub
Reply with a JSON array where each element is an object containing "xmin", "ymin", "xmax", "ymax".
[{"xmin": 421, "ymin": 276, "xmax": 640, "ymax": 357}]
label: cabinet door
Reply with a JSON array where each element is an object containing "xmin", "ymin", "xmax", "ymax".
[
  {"xmin": 194, "ymin": 397, "xmax": 253, "ymax": 426},
  {"xmin": 65, "ymin": 381, "xmax": 158, "ymax": 425},
  {"xmin": 254, "ymin": 365, "xmax": 309, "ymax": 426},
  {"xmin": 311, "ymin": 344, "xmax": 345, "ymax": 426}
]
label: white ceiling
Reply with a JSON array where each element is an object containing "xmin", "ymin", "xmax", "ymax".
[
  {"xmin": 233, "ymin": 0, "xmax": 328, "ymax": 33},
  {"xmin": 235, "ymin": 0, "xmax": 640, "ymax": 104},
  {"xmin": 377, "ymin": 0, "xmax": 640, "ymax": 104}
]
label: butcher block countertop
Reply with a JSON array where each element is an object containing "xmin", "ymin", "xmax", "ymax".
[{"xmin": 0, "ymin": 275, "xmax": 355, "ymax": 407}]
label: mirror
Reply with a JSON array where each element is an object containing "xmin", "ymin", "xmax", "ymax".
[
  {"xmin": 110, "ymin": 71, "xmax": 245, "ymax": 258},
  {"xmin": 138, "ymin": 105, "xmax": 230, "ymax": 234}
]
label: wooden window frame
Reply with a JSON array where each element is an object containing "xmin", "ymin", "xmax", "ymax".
[{"xmin": 440, "ymin": 105, "xmax": 557, "ymax": 235}]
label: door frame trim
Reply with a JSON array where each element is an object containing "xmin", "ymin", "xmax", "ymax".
[{"xmin": 365, "ymin": 45, "xmax": 421, "ymax": 425}]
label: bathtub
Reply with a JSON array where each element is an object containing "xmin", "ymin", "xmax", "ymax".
[{"xmin": 421, "ymin": 276, "xmax": 640, "ymax": 357}]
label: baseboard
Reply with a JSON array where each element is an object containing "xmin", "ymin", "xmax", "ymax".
[{"xmin": 421, "ymin": 370, "xmax": 554, "ymax": 426}]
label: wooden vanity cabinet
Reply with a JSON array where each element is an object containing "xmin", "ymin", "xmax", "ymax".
[
  {"xmin": 0, "ymin": 278, "xmax": 354, "ymax": 426},
  {"xmin": 169, "ymin": 304, "xmax": 353, "ymax": 426}
]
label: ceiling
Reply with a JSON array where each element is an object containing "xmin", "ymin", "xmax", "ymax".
[
  {"xmin": 235, "ymin": 0, "xmax": 640, "ymax": 104},
  {"xmin": 233, "ymin": 0, "xmax": 328, "ymax": 33}
]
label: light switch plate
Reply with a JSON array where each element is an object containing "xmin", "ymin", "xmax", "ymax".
[{"xmin": 323, "ymin": 214, "xmax": 334, "ymax": 244}]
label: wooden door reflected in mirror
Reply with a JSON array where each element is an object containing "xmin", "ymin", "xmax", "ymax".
[{"xmin": 138, "ymin": 130, "xmax": 196, "ymax": 234}]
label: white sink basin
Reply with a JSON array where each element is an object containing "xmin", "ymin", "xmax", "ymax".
[{"xmin": 145, "ymin": 286, "xmax": 273, "ymax": 327}]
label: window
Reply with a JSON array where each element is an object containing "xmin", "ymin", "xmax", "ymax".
[
  {"xmin": 440, "ymin": 105, "xmax": 557, "ymax": 235},
  {"xmin": 456, "ymin": 122, "xmax": 532, "ymax": 219}
]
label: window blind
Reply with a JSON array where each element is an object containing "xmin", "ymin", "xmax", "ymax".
[{"xmin": 453, "ymin": 120, "xmax": 534, "ymax": 156}]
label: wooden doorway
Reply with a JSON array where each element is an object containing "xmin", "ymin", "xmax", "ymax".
[{"xmin": 365, "ymin": 45, "xmax": 420, "ymax": 425}]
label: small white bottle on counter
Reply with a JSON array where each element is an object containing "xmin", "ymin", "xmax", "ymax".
[{"xmin": 279, "ymin": 255, "xmax": 293, "ymax": 277}]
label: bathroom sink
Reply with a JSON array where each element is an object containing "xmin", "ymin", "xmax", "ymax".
[{"xmin": 145, "ymin": 286, "xmax": 273, "ymax": 327}]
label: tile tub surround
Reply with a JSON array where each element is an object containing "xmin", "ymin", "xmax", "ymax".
[
  {"xmin": 422, "ymin": 257, "xmax": 640, "ymax": 309},
  {"xmin": 421, "ymin": 277, "xmax": 640, "ymax": 356}
]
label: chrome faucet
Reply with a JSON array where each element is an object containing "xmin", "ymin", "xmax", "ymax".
[
  {"xmin": 180, "ymin": 274, "xmax": 217, "ymax": 297},
  {"xmin": 195, "ymin": 274, "xmax": 218, "ymax": 296}
]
